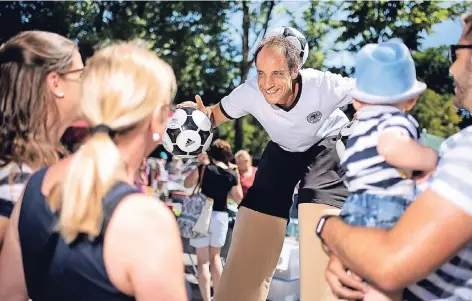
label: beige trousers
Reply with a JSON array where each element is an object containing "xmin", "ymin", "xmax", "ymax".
[
  {"xmin": 213, "ymin": 207, "xmax": 287, "ymax": 301},
  {"xmin": 214, "ymin": 203, "xmax": 341, "ymax": 301},
  {"xmin": 299, "ymin": 203, "xmax": 341, "ymax": 301}
]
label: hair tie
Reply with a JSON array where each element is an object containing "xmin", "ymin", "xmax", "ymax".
[{"xmin": 89, "ymin": 124, "xmax": 116, "ymax": 138}]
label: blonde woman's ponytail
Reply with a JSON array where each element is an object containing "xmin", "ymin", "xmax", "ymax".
[{"xmin": 50, "ymin": 129, "xmax": 125, "ymax": 243}]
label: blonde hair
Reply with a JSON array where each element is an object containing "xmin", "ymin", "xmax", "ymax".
[
  {"xmin": 235, "ymin": 150, "xmax": 251, "ymax": 160},
  {"xmin": 48, "ymin": 41, "xmax": 177, "ymax": 243}
]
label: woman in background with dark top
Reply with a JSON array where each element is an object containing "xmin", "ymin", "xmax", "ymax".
[
  {"xmin": 0, "ymin": 41, "xmax": 187, "ymax": 301},
  {"xmin": 0, "ymin": 31, "xmax": 83, "ymax": 250},
  {"xmin": 184, "ymin": 139, "xmax": 243, "ymax": 301}
]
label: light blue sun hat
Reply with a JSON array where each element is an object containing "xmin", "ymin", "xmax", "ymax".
[{"xmin": 350, "ymin": 38, "xmax": 427, "ymax": 104}]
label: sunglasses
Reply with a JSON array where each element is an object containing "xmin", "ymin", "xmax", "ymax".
[
  {"xmin": 449, "ymin": 44, "xmax": 472, "ymax": 63},
  {"xmin": 59, "ymin": 68, "xmax": 84, "ymax": 79}
]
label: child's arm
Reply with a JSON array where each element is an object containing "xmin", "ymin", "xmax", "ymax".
[{"xmin": 377, "ymin": 128, "xmax": 438, "ymax": 172}]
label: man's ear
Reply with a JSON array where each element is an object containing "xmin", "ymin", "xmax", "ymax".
[{"xmin": 291, "ymin": 66, "xmax": 299, "ymax": 79}]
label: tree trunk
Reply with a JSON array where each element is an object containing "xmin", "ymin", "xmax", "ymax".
[{"xmin": 234, "ymin": 0, "xmax": 250, "ymax": 151}]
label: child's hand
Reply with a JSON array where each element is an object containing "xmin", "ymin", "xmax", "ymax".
[{"xmin": 378, "ymin": 129, "xmax": 438, "ymax": 173}]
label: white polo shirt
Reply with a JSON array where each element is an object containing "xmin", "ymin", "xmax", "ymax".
[{"xmin": 220, "ymin": 68, "xmax": 355, "ymax": 152}]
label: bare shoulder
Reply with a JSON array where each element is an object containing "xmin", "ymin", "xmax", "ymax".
[
  {"xmin": 103, "ymin": 194, "xmax": 183, "ymax": 297},
  {"xmin": 110, "ymin": 194, "xmax": 177, "ymax": 234}
]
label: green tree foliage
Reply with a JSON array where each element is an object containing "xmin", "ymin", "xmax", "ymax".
[
  {"xmin": 0, "ymin": 1, "xmax": 238, "ymax": 106},
  {"xmin": 413, "ymin": 45, "xmax": 454, "ymax": 95},
  {"xmin": 411, "ymin": 89, "xmax": 460, "ymax": 137},
  {"xmin": 332, "ymin": 0, "xmax": 470, "ymax": 136},
  {"xmin": 337, "ymin": 1, "xmax": 469, "ymax": 52},
  {"xmin": 287, "ymin": 0, "xmax": 343, "ymax": 70},
  {"xmin": 412, "ymin": 46, "xmax": 468, "ymax": 134},
  {"xmin": 218, "ymin": 115, "xmax": 271, "ymax": 156},
  {"xmin": 332, "ymin": 0, "xmax": 470, "ymax": 78}
]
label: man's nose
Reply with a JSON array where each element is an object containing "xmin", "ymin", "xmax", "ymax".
[{"xmin": 264, "ymin": 76, "xmax": 274, "ymax": 89}]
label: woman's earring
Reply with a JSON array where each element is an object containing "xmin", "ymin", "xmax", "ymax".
[
  {"xmin": 57, "ymin": 92, "xmax": 64, "ymax": 98},
  {"xmin": 152, "ymin": 132, "xmax": 161, "ymax": 142}
]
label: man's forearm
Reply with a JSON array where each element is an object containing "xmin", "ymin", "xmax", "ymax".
[
  {"xmin": 207, "ymin": 103, "xmax": 229, "ymax": 129},
  {"xmin": 208, "ymin": 105, "xmax": 217, "ymax": 129}
]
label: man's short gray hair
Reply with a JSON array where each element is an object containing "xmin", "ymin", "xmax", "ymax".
[{"xmin": 254, "ymin": 35, "xmax": 301, "ymax": 73}]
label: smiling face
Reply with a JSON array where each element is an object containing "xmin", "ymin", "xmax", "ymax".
[{"xmin": 256, "ymin": 46, "xmax": 298, "ymax": 106}]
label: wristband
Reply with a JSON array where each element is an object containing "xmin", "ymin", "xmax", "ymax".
[{"xmin": 316, "ymin": 215, "xmax": 336, "ymax": 244}]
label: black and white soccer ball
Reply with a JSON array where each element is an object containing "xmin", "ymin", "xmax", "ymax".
[
  {"xmin": 162, "ymin": 106, "xmax": 214, "ymax": 159},
  {"xmin": 266, "ymin": 26, "xmax": 309, "ymax": 67}
]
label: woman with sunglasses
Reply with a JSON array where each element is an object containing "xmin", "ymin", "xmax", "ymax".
[{"xmin": 0, "ymin": 31, "xmax": 84, "ymax": 250}]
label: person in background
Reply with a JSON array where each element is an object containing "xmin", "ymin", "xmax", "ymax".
[
  {"xmin": 158, "ymin": 154, "xmax": 170, "ymax": 202},
  {"xmin": 234, "ymin": 150, "xmax": 257, "ymax": 197},
  {"xmin": 184, "ymin": 139, "xmax": 244, "ymax": 301},
  {"xmin": 0, "ymin": 41, "xmax": 187, "ymax": 300},
  {"xmin": 159, "ymin": 151, "xmax": 169, "ymax": 169},
  {"xmin": 0, "ymin": 31, "xmax": 83, "ymax": 249},
  {"xmin": 134, "ymin": 158, "xmax": 149, "ymax": 193}
]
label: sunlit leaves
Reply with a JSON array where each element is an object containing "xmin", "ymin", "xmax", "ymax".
[{"xmin": 411, "ymin": 89, "xmax": 460, "ymax": 137}]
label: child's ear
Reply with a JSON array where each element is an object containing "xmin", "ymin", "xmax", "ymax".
[
  {"xmin": 404, "ymin": 97, "xmax": 419, "ymax": 111},
  {"xmin": 352, "ymin": 98, "xmax": 363, "ymax": 111}
]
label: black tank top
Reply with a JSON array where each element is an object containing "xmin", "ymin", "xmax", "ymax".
[{"xmin": 18, "ymin": 167, "xmax": 139, "ymax": 301}]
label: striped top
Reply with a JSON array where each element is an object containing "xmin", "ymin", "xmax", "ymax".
[
  {"xmin": 0, "ymin": 161, "xmax": 32, "ymax": 218},
  {"xmin": 340, "ymin": 106, "xmax": 419, "ymax": 197},
  {"xmin": 405, "ymin": 125, "xmax": 472, "ymax": 300}
]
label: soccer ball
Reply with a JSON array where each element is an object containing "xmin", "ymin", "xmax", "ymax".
[{"xmin": 162, "ymin": 106, "xmax": 214, "ymax": 159}]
